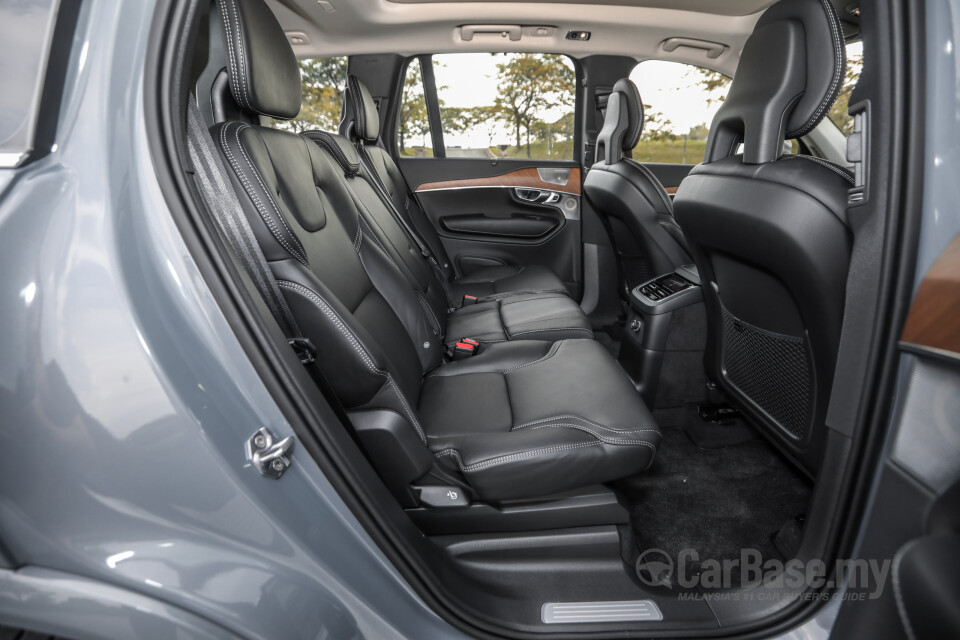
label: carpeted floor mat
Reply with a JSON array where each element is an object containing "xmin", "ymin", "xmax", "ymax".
[{"xmin": 613, "ymin": 405, "xmax": 811, "ymax": 577}]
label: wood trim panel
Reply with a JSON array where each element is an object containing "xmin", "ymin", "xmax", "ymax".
[
  {"xmin": 664, "ymin": 185, "xmax": 679, "ymax": 194},
  {"xmin": 415, "ymin": 167, "xmax": 581, "ymax": 195},
  {"xmin": 902, "ymin": 231, "xmax": 960, "ymax": 354}
]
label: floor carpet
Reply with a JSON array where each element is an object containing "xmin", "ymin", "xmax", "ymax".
[{"xmin": 613, "ymin": 405, "xmax": 811, "ymax": 578}]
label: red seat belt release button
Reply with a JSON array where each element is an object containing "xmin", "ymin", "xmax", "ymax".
[{"xmin": 453, "ymin": 341, "xmax": 477, "ymax": 360}]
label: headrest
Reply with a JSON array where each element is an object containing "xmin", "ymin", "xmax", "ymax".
[
  {"xmin": 705, "ymin": 0, "xmax": 845, "ymax": 164},
  {"xmin": 344, "ymin": 75, "xmax": 380, "ymax": 143},
  {"xmin": 218, "ymin": 0, "xmax": 301, "ymax": 120},
  {"xmin": 304, "ymin": 131, "xmax": 362, "ymax": 175},
  {"xmin": 594, "ymin": 78, "xmax": 644, "ymax": 166}
]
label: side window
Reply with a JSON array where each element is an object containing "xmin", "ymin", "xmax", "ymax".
[
  {"xmin": 828, "ymin": 41, "xmax": 864, "ymax": 136},
  {"xmin": 627, "ymin": 61, "xmax": 730, "ymax": 164},
  {"xmin": 267, "ymin": 56, "xmax": 347, "ymax": 132},
  {"xmin": 398, "ymin": 53, "xmax": 576, "ymax": 160},
  {"xmin": 397, "ymin": 58, "xmax": 433, "ymax": 157}
]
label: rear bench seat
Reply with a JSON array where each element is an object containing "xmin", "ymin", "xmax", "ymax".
[
  {"xmin": 201, "ymin": 0, "xmax": 659, "ymax": 502},
  {"xmin": 342, "ymin": 74, "xmax": 572, "ymax": 302},
  {"xmin": 301, "ymin": 130, "xmax": 594, "ymax": 351}
]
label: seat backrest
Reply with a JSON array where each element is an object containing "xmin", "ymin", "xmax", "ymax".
[
  {"xmin": 206, "ymin": 0, "xmax": 440, "ymax": 440},
  {"xmin": 672, "ymin": 0, "xmax": 852, "ymax": 473},
  {"xmin": 302, "ymin": 130, "xmax": 452, "ymax": 334},
  {"xmin": 583, "ymin": 78, "xmax": 691, "ymax": 288},
  {"xmin": 342, "ymin": 75, "xmax": 457, "ymax": 281}
]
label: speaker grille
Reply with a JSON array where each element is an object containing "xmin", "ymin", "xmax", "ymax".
[{"xmin": 721, "ymin": 307, "xmax": 812, "ymax": 439}]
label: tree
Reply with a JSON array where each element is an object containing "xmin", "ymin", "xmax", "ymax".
[
  {"xmin": 687, "ymin": 123, "xmax": 709, "ymax": 140},
  {"xmin": 398, "ymin": 59, "xmax": 431, "ymax": 151},
  {"xmin": 690, "ymin": 66, "xmax": 731, "ymax": 104},
  {"xmin": 494, "ymin": 54, "xmax": 574, "ymax": 157},
  {"xmin": 828, "ymin": 51, "xmax": 863, "ymax": 135},
  {"xmin": 641, "ymin": 105, "xmax": 675, "ymax": 141},
  {"xmin": 441, "ymin": 105, "xmax": 497, "ymax": 140}
]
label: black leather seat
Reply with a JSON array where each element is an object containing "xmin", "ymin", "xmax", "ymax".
[
  {"xmin": 341, "ymin": 76, "xmax": 572, "ymax": 301},
  {"xmin": 202, "ymin": 0, "xmax": 660, "ymax": 502},
  {"xmin": 301, "ymin": 130, "xmax": 594, "ymax": 349},
  {"xmin": 583, "ymin": 78, "xmax": 692, "ymax": 290},
  {"xmin": 672, "ymin": 0, "xmax": 851, "ymax": 473}
]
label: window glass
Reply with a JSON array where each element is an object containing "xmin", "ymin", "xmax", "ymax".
[
  {"xmin": 627, "ymin": 61, "xmax": 730, "ymax": 164},
  {"xmin": 267, "ymin": 56, "xmax": 347, "ymax": 132},
  {"xmin": 397, "ymin": 58, "xmax": 434, "ymax": 157},
  {"xmin": 827, "ymin": 41, "xmax": 864, "ymax": 136},
  {"xmin": 429, "ymin": 53, "xmax": 576, "ymax": 160}
]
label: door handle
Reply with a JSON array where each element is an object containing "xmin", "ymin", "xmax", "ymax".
[{"xmin": 515, "ymin": 188, "xmax": 560, "ymax": 204}]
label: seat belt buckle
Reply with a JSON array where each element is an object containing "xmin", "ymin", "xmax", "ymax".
[
  {"xmin": 452, "ymin": 341, "xmax": 477, "ymax": 360},
  {"xmin": 461, "ymin": 294, "xmax": 478, "ymax": 307},
  {"xmin": 289, "ymin": 337, "xmax": 317, "ymax": 365}
]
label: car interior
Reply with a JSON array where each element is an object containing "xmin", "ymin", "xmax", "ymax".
[{"xmin": 150, "ymin": 0, "xmax": 912, "ymax": 634}]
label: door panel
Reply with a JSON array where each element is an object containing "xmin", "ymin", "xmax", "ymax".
[
  {"xmin": 417, "ymin": 167, "xmax": 581, "ymax": 194},
  {"xmin": 400, "ymin": 159, "xmax": 583, "ymax": 296},
  {"xmin": 832, "ymin": 232, "xmax": 960, "ymax": 639}
]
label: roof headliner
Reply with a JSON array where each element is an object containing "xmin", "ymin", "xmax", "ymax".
[
  {"xmin": 267, "ymin": 0, "xmax": 782, "ymax": 74},
  {"xmin": 385, "ymin": 0, "xmax": 773, "ymax": 17}
]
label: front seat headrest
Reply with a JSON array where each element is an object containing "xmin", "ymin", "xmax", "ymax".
[
  {"xmin": 344, "ymin": 75, "xmax": 381, "ymax": 143},
  {"xmin": 594, "ymin": 78, "xmax": 644, "ymax": 166},
  {"xmin": 218, "ymin": 0, "xmax": 302, "ymax": 120},
  {"xmin": 706, "ymin": 0, "xmax": 845, "ymax": 164}
]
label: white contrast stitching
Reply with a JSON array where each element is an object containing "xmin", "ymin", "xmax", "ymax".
[
  {"xmin": 223, "ymin": 0, "xmax": 251, "ymax": 110},
  {"xmin": 512, "ymin": 415, "xmax": 660, "ymax": 436},
  {"xmin": 789, "ymin": 0, "xmax": 845, "ymax": 137},
  {"xmin": 791, "ymin": 155, "xmax": 855, "ymax": 184},
  {"xmin": 499, "ymin": 341, "xmax": 563, "ymax": 373},
  {"xmin": 386, "ymin": 377, "xmax": 426, "ymax": 443},
  {"xmin": 220, "ymin": 124, "xmax": 308, "ymax": 266},
  {"xmin": 518, "ymin": 424, "xmax": 659, "ymax": 450},
  {"xmin": 508, "ymin": 327, "xmax": 594, "ymax": 339},
  {"xmin": 434, "ymin": 441, "xmax": 603, "ymax": 472}
]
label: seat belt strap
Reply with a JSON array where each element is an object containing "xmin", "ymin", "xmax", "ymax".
[{"xmin": 356, "ymin": 144, "xmax": 452, "ymax": 293}]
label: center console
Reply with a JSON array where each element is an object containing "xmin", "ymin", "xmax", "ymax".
[{"xmin": 618, "ymin": 265, "xmax": 705, "ymax": 405}]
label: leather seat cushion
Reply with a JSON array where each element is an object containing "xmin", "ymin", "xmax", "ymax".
[
  {"xmin": 447, "ymin": 265, "xmax": 568, "ymax": 300},
  {"xmin": 419, "ymin": 339, "xmax": 660, "ymax": 500},
  {"xmin": 445, "ymin": 292, "xmax": 593, "ymax": 347}
]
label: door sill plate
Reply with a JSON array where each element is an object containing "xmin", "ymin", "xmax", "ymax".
[{"xmin": 541, "ymin": 600, "xmax": 663, "ymax": 623}]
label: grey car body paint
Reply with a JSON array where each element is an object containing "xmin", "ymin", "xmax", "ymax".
[{"xmin": 0, "ymin": 0, "xmax": 463, "ymax": 638}]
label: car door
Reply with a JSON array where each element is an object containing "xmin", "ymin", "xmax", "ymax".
[
  {"xmin": 826, "ymin": 231, "xmax": 960, "ymax": 639},
  {"xmin": 392, "ymin": 54, "xmax": 585, "ymax": 298}
]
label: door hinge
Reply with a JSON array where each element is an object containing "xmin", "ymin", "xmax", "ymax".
[{"xmin": 246, "ymin": 427, "xmax": 295, "ymax": 479}]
